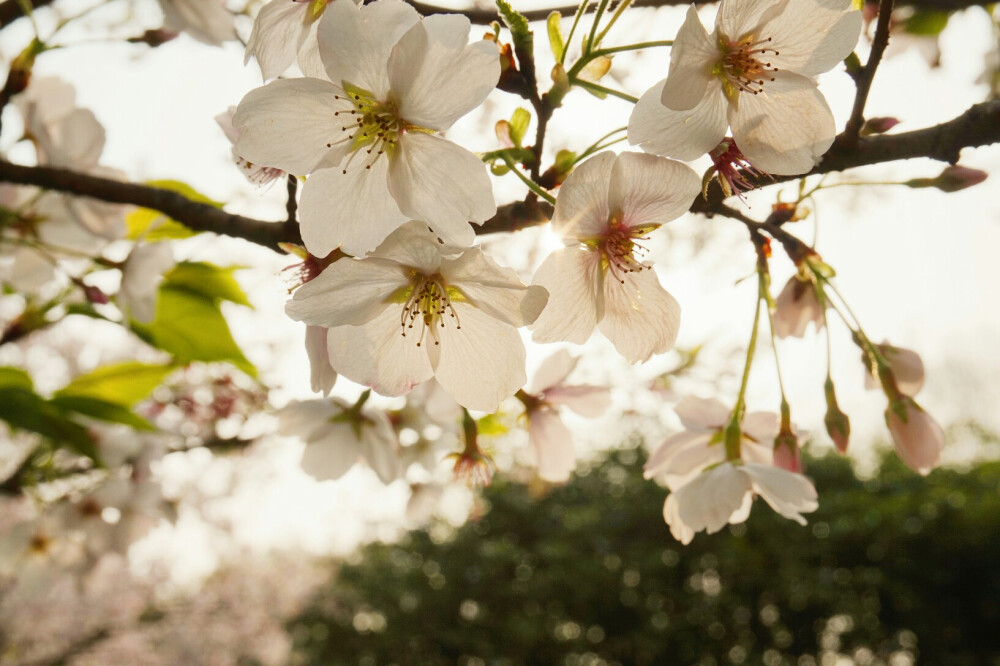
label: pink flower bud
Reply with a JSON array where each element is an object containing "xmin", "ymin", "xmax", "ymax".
[
  {"xmin": 82, "ymin": 284, "xmax": 110, "ymax": 305},
  {"xmin": 861, "ymin": 117, "xmax": 900, "ymax": 135},
  {"xmin": 773, "ymin": 274, "xmax": 824, "ymax": 338},
  {"xmin": 885, "ymin": 398, "xmax": 944, "ymax": 475},
  {"xmin": 772, "ymin": 430, "xmax": 801, "ymax": 473},
  {"xmin": 933, "ymin": 165, "xmax": 988, "ymax": 192},
  {"xmin": 824, "ymin": 380, "xmax": 851, "ymax": 454}
]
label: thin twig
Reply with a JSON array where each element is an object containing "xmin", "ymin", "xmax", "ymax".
[{"xmin": 844, "ymin": 0, "xmax": 896, "ymax": 144}]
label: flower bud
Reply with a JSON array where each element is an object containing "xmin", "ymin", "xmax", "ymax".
[
  {"xmin": 823, "ymin": 379, "xmax": 851, "ymax": 453},
  {"xmin": 864, "ymin": 342, "xmax": 925, "ymax": 397},
  {"xmin": 905, "ymin": 165, "xmax": 988, "ymax": 193},
  {"xmin": 773, "ymin": 429, "xmax": 800, "ymax": 473},
  {"xmin": 860, "ymin": 116, "xmax": 900, "ymax": 135},
  {"xmin": 773, "ymin": 273, "xmax": 824, "ymax": 338},
  {"xmin": 885, "ymin": 398, "xmax": 944, "ymax": 475}
]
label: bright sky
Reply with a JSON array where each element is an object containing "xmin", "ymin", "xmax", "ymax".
[{"xmin": 2, "ymin": 0, "xmax": 999, "ymax": 584}]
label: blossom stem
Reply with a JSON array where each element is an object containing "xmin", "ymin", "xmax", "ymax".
[
  {"xmin": 727, "ymin": 276, "xmax": 764, "ymax": 460},
  {"xmin": 502, "ymin": 155, "xmax": 556, "ymax": 204},
  {"xmin": 585, "ymin": 0, "xmax": 612, "ymax": 55},
  {"xmin": 575, "ymin": 126, "xmax": 627, "ymax": 162},
  {"xmin": 561, "ymin": 0, "xmax": 592, "ymax": 66},
  {"xmin": 592, "ymin": 0, "xmax": 634, "ymax": 50},
  {"xmin": 569, "ymin": 78, "xmax": 638, "ymax": 103},
  {"xmin": 762, "ymin": 270, "xmax": 790, "ymax": 414}
]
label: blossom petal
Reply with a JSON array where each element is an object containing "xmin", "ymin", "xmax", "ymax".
[
  {"xmin": 529, "ymin": 349, "xmax": 578, "ymax": 393},
  {"xmin": 367, "ymin": 220, "xmax": 446, "ymax": 272},
  {"xmin": 717, "ymin": 0, "xmax": 783, "ymax": 40},
  {"xmin": 285, "ymin": 258, "xmax": 409, "ymax": 328},
  {"xmin": 663, "ymin": 494, "xmax": 695, "ymax": 544},
  {"xmin": 598, "ymin": 267, "xmax": 681, "ymax": 364},
  {"xmin": 729, "ymin": 71, "xmax": 836, "ymax": 175},
  {"xmin": 660, "ymin": 6, "xmax": 718, "ymax": 111},
  {"xmin": 675, "ymin": 396, "xmax": 729, "ymax": 430},
  {"xmin": 743, "ymin": 462, "xmax": 819, "ymax": 524},
  {"xmin": 762, "ymin": 0, "xmax": 861, "ymax": 77},
  {"xmin": 773, "ymin": 275, "xmax": 824, "ymax": 338},
  {"xmin": 326, "ymin": 307, "xmax": 434, "ymax": 396},
  {"xmin": 434, "ymin": 304, "xmax": 527, "ymax": 412},
  {"xmin": 674, "ymin": 463, "xmax": 751, "ymax": 534},
  {"xmin": 628, "ymin": 79, "xmax": 728, "ymax": 162},
  {"xmin": 886, "ymin": 401, "xmax": 944, "ymax": 475},
  {"xmin": 530, "ymin": 247, "xmax": 603, "ymax": 345},
  {"xmin": 361, "ymin": 414, "xmax": 402, "ymax": 484},
  {"xmin": 550, "ymin": 152, "xmax": 614, "ymax": 241},
  {"xmin": 298, "ymin": 160, "xmax": 408, "ymax": 257},
  {"xmin": 661, "ymin": 436, "xmax": 724, "ymax": 490},
  {"xmin": 609, "ymin": 152, "xmax": 700, "ymax": 230},
  {"xmin": 389, "ymin": 15, "xmax": 499, "ymax": 130},
  {"xmin": 544, "ymin": 385, "xmax": 611, "ymax": 417},
  {"xmin": 233, "ymin": 79, "xmax": 351, "ymax": 175},
  {"xmin": 528, "ymin": 408, "xmax": 576, "ymax": 482},
  {"xmin": 442, "ymin": 248, "xmax": 547, "ymax": 327},
  {"xmin": 743, "ymin": 411, "xmax": 780, "ymax": 444},
  {"xmin": 245, "ymin": 0, "xmax": 311, "ymax": 80},
  {"xmin": 644, "ymin": 430, "xmax": 712, "ymax": 479},
  {"xmin": 318, "ymin": 0, "xmax": 420, "ymax": 97},
  {"xmin": 301, "ymin": 425, "xmax": 364, "ymax": 481},
  {"xmin": 278, "ymin": 399, "xmax": 340, "ymax": 439},
  {"xmin": 305, "ymin": 325, "xmax": 337, "ymax": 395},
  {"xmin": 388, "ymin": 132, "xmax": 496, "ymax": 246}
]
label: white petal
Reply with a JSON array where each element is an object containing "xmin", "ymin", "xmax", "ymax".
[
  {"xmin": 278, "ymin": 399, "xmax": 341, "ymax": 440},
  {"xmin": 608, "ymin": 152, "xmax": 700, "ymax": 230},
  {"xmin": 742, "ymin": 411, "xmax": 780, "ymax": 444},
  {"xmin": 433, "ymin": 304, "xmax": 527, "ymax": 412},
  {"xmin": 367, "ymin": 221, "xmax": 445, "ymax": 272},
  {"xmin": 298, "ymin": 160, "xmax": 408, "ymax": 258},
  {"xmin": 47, "ymin": 109, "xmax": 104, "ymax": 169},
  {"xmin": 661, "ymin": 436, "xmax": 724, "ymax": 489},
  {"xmin": 660, "ymin": 6, "xmax": 718, "ymax": 111},
  {"xmin": 529, "ymin": 349, "xmax": 578, "ymax": 393},
  {"xmin": 644, "ymin": 430, "xmax": 712, "ymax": 479},
  {"xmin": 530, "ymin": 247, "xmax": 603, "ymax": 345},
  {"xmin": 301, "ymin": 425, "xmax": 364, "ymax": 481},
  {"xmin": 675, "ymin": 396, "xmax": 730, "ymax": 430},
  {"xmin": 761, "ymin": 0, "xmax": 861, "ymax": 77},
  {"xmin": 742, "ymin": 462, "xmax": 819, "ymax": 524},
  {"xmin": 297, "ymin": 23, "xmax": 327, "ymax": 79},
  {"xmin": 233, "ymin": 79, "xmax": 351, "ymax": 175},
  {"xmin": 389, "ymin": 15, "xmax": 499, "ymax": 130},
  {"xmin": 674, "ymin": 463, "xmax": 752, "ymax": 535},
  {"xmin": 305, "ymin": 326, "xmax": 337, "ymax": 395},
  {"xmin": 550, "ymin": 152, "xmax": 614, "ymax": 241},
  {"xmin": 663, "ymin": 494, "xmax": 695, "ymax": 544},
  {"xmin": 119, "ymin": 242, "xmax": 175, "ymax": 324},
  {"xmin": 326, "ymin": 307, "xmax": 434, "ymax": 396},
  {"xmin": 543, "ymin": 385, "xmax": 610, "ymax": 418},
  {"xmin": 886, "ymin": 401, "xmax": 944, "ymax": 475},
  {"xmin": 285, "ymin": 258, "xmax": 409, "ymax": 327},
  {"xmin": 729, "ymin": 71, "xmax": 836, "ymax": 175},
  {"xmin": 773, "ymin": 275, "xmax": 824, "ymax": 338},
  {"xmin": 717, "ymin": 0, "xmax": 783, "ymax": 40},
  {"xmin": 318, "ymin": 0, "xmax": 420, "ymax": 97},
  {"xmin": 598, "ymin": 267, "xmax": 681, "ymax": 364},
  {"xmin": 528, "ymin": 409, "xmax": 576, "ymax": 482},
  {"xmin": 245, "ymin": 0, "xmax": 312, "ymax": 80},
  {"xmin": 388, "ymin": 132, "xmax": 496, "ymax": 246},
  {"xmin": 158, "ymin": 0, "xmax": 235, "ymax": 45},
  {"xmin": 873, "ymin": 344, "xmax": 925, "ymax": 397},
  {"xmin": 628, "ymin": 79, "xmax": 729, "ymax": 162},
  {"xmin": 361, "ymin": 412, "xmax": 402, "ymax": 484},
  {"xmin": 442, "ymin": 248, "xmax": 547, "ymax": 327}
]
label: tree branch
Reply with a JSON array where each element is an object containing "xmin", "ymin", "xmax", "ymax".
[{"xmin": 844, "ymin": 0, "xmax": 896, "ymax": 144}]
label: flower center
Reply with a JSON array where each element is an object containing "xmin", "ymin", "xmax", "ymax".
[
  {"xmin": 716, "ymin": 35, "xmax": 780, "ymax": 99},
  {"xmin": 328, "ymin": 82, "xmax": 403, "ymax": 175},
  {"xmin": 599, "ymin": 218, "xmax": 653, "ymax": 284},
  {"xmin": 399, "ymin": 275, "xmax": 462, "ymax": 347}
]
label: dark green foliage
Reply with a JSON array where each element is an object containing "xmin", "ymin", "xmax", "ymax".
[{"xmin": 291, "ymin": 450, "xmax": 1000, "ymax": 666}]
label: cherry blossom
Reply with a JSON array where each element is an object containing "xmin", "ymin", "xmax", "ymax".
[
  {"xmin": 628, "ymin": 0, "xmax": 861, "ymax": 174},
  {"xmin": 864, "ymin": 342, "xmax": 925, "ymax": 397},
  {"xmin": 157, "ymin": 0, "xmax": 236, "ymax": 45},
  {"xmin": 279, "ymin": 397, "xmax": 401, "ymax": 484},
  {"xmin": 773, "ymin": 271, "xmax": 824, "ymax": 338},
  {"xmin": 530, "ymin": 151, "xmax": 700, "ymax": 363},
  {"xmin": 885, "ymin": 398, "xmax": 944, "ymax": 475},
  {"xmin": 233, "ymin": 0, "xmax": 499, "ymax": 256},
  {"xmin": 663, "ymin": 461, "xmax": 818, "ymax": 544},
  {"xmin": 285, "ymin": 222, "xmax": 548, "ymax": 412},
  {"xmin": 117, "ymin": 243, "xmax": 176, "ymax": 324},
  {"xmin": 215, "ymin": 107, "xmax": 284, "ymax": 186},
  {"xmin": 520, "ymin": 350, "xmax": 611, "ymax": 482},
  {"xmin": 305, "ymin": 325, "xmax": 338, "ymax": 396}
]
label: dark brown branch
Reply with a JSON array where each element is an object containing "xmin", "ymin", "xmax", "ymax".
[
  {"xmin": 844, "ymin": 0, "xmax": 896, "ymax": 145},
  {"xmin": 0, "ymin": 160, "xmax": 294, "ymax": 252},
  {"xmin": 405, "ymin": 0, "xmax": 986, "ymax": 24},
  {"xmin": 0, "ymin": 0, "xmax": 54, "ymax": 29}
]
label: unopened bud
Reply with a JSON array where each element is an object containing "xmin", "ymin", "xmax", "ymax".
[
  {"xmin": 126, "ymin": 29, "xmax": 178, "ymax": 47},
  {"xmin": 824, "ymin": 379, "xmax": 851, "ymax": 453},
  {"xmin": 905, "ymin": 165, "xmax": 988, "ymax": 193},
  {"xmin": 83, "ymin": 284, "xmax": 110, "ymax": 305},
  {"xmin": 861, "ymin": 116, "xmax": 900, "ymax": 135},
  {"xmin": 773, "ymin": 429, "xmax": 800, "ymax": 473},
  {"xmin": 885, "ymin": 397, "xmax": 944, "ymax": 475}
]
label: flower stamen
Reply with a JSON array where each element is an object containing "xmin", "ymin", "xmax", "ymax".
[
  {"xmin": 718, "ymin": 35, "xmax": 780, "ymax": 97},
  {"xmin": 400, "ymin": 275, "xmax": 461, "ymax": 346}
]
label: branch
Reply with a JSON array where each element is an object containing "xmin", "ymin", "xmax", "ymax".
[
  {"xmin": 0, "ymin": 160, "xmax": 295, "ymax": 252},
  {"xmin": 404, "ymin": 0, "xmax": 991, "ymax": 24},
  {"xmin": 844, "ymin": 0, "xmax": 896, "ymax": 144}
]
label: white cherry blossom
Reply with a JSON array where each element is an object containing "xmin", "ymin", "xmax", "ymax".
[
  {"xmin": 864, "ymin": 342, "xmax": 925, "ymax": 397},
  {"xmin": 305, "ymin": 325, "xmax": 338, "ymax": 396},
  {"xmin": 215, "ymin": 107, "xmax": 284, "ymax": 185},
  {"xmin": 245, "ymin": 0, "xmax": 338, "ymax": 80},
  {"xmin": 233, "ymin": 0, "xmax": 499, "ymax": 256},
  {"xmin": 117, "ymin": 242, "xmax": 176, "ymax": 324},
  {"xmin": 628, "ymin": 0, "xmax": 861, "ymax": 175},
  {"xmin": 885, "ymin": 398, "xmax": 944, "ymax": 476},
  {"xmin": 157, "ymin": 0, "xmax": 236, "ymax": 45},
  {"xmin": 279, "ymin": 397, "xmax": 401, "ymax": 484},
  {"xmin": 522, "ymin": 350, "xmax": 611, "ymax": 482},
  {"xmin": 773, "ymin": 271, "xmax": 824, "ymax": 338},
  {"xmin": 285, "ymin": 222, "xmax": 548, "ymax": 412},
  {"xmin": 530, "ymin": 151, "xmax": 700, "ymax": 363}
]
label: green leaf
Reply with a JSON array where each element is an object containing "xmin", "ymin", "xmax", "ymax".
[
  {"xmin": 50, "ymin": 395, "xmax": 155, "ymax": 431},
  {"xmin": 903, "ymin": 10, "xmax": 949, "ymax": 36},
  {"xmin": 55, "ymin": 361, "xmax": 177, "ymax": 406},
  {"xmin": 496, "ymin": 0, "xmax": 534, "ymax": 67},
  {"xmin": 126, "ymin": 180, "xmax": 222, "ymax": 241},
  {"xmin": 477, "ymin": 413, "xmax": 509, "ymax": 437},
  {"xmin": 0, "ymin": 366, "xmax": 33, "ymax": 391},
  {"xmin": 547, "ymin": 11, "xmax": 565, "ymax": 63},
  {"xmin": 508, "ymin": 108, "xmax": 531, "ymax": 148},
  {"xmin": 163, "ymin": 262, "xmax": 253, "ymax": 307},
  {"xmin": 0, "ymin": 387, "xmax": 101, "ymax": 462},
  {"xmin": 134, "ymin": 287, "xmax": 256, "ymax": 377}
]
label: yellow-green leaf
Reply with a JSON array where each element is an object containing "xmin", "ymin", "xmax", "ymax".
[
  {"xmin": 163, "ymin": 262, "xmax": 252, "ymax": 308},
  {"xmin": 547, "ymin": 11, "xmax": 565, "ymax": 63},
  {"xmin": 55, "ymin": 361, "xmax": 177, "ymax": 406},
  {"xmin": 509, "ymin": 108, "xmax": 531, "ymax": 147},
  {"xmin": 126, "ymin": 179, "xmax": 222, "ymax": 241}
]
